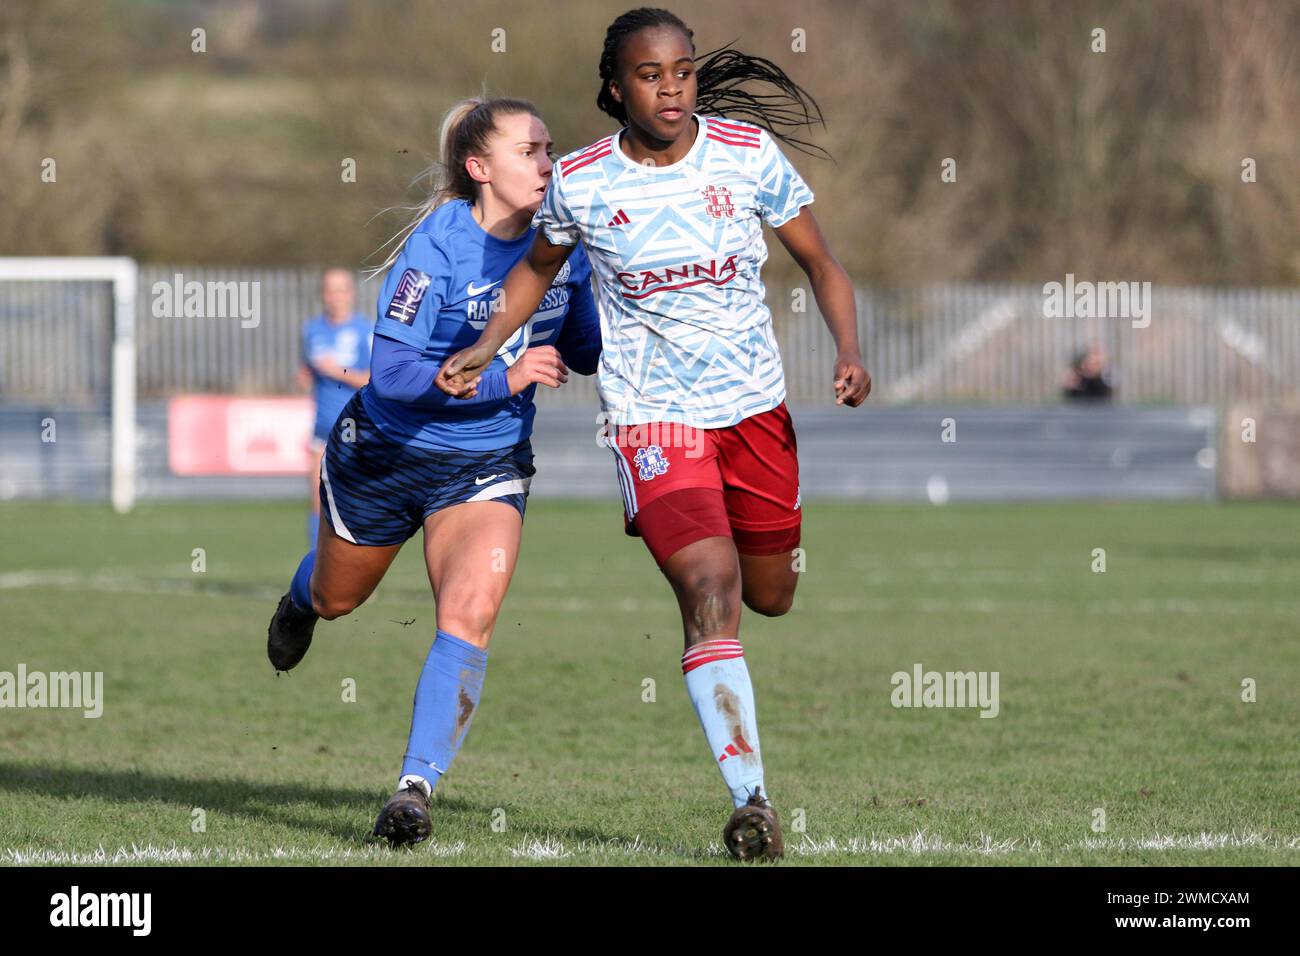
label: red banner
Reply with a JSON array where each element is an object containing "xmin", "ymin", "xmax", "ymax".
[{"xmin": 168, "ymin": 395, "xmax": 314, "ymax": 475}]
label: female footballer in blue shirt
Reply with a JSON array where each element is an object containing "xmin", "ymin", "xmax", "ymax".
[
  {"xmin": 298, "ymin": 268, "xmax": 372, "ymax": 545},
  {"xmin": 264, "ymin": 97, "xmax": 601, "ymax": 847}
]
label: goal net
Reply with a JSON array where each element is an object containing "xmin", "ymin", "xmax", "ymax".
[{"xmin": 0, "ymin": 258, "xmax": 138, "ymax": 512}]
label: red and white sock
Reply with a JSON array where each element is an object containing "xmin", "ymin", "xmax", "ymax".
[{"xmin": 681, "ymin": 638, "xmax": 766, "ymax": 809}]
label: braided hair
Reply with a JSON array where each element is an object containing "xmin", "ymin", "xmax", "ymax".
[{"xmin": 596, "ymin": 7, "xmax": 827, "ymax": 158}]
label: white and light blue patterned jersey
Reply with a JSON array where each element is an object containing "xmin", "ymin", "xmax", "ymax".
[{"xmin": 531, "ymin": 113, "xmax": 814, "ymax": 428}]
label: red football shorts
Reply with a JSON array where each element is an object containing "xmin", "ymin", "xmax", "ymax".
[{"xmin": 604, "ymin": 401, "xmax": 802, "ymax": 566}]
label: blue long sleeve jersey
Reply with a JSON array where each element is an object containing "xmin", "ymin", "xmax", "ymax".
[{"xmin": 362, "ymin": 198, "xmax": 601, "ymax": 452}]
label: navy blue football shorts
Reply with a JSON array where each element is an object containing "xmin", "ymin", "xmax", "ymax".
[{"xmin": 317, "ymin": 393, "xmax": 535, "ymax": 546}]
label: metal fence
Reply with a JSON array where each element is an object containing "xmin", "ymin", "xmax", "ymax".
[
  {"xmin": 779, "ymin": 284, "xmax": 1300, "ymax": 406},
  {"xmin": 1, "ymin": 266, "xmax": 1298, "ymax": 406}
]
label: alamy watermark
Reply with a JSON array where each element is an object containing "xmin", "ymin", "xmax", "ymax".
[
  {"xmin": 50, "ymin": 886, "xmax": 150, "ymax": 935},
  {"xmin": 890, "ymin": 663, "xmax": 999, "ymax": 718},
  {"xmin": 0, "ymin": 665, "xmax": 103, "ymax": 718},
  {"xmin": 1043, "ymin": 273, "xmax": 1151, "ymax": 329},
  {"xmin": 151, "ymin": 273, "xmax": 260, "ymax": 328},
  {"xmin": 597, "ymin": 411, "xmax": 706, "ymax": 460}
]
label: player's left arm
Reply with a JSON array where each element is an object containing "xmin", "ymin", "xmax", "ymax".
[{"xmin": 773, "ymin": 209, "xmax": 871, "ymax": 407}]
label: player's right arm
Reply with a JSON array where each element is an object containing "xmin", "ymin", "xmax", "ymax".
[
  {"xmin": 435, "ymin": 233, "xmax": 572, "ymax": 395},
  {"xmin": 436, "ymin": 172, "xmax": 582, "ymax": 396},
  {"xmin": 372, "ymin": 226, "xmax": 570, "ymax": 408}
]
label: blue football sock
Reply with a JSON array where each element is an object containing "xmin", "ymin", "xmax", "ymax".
[
  {"xmin": 400, "ymin": 629, "xmax": 488, "ymax": 793},
  {"xmin": 306, "ymin": 510, "xmax": 320, "ymax": 547},
  {"xmin": 289, "ymin": 549, "xmax": 315, "ymax": 614}
]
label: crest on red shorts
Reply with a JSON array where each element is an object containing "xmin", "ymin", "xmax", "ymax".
[
  {"xmin": 702, "ymin": 185, "xmax": 735, "ymax": 219},
  {"xmin": 633, "ymin": 445, "xmax": 670, "ymax": 481}
]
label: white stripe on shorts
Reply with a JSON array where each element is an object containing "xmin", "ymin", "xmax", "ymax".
[
  {"xmin": 319, "ymin": 455, "xmax": 357, "ymax": 544},
  {"xmin": 610, "ymin": 441, "xmax": 639, "ymax": 519},
  {"xmin": 466, "ymin": 477, "xmax": 532, "ymax": 502}
]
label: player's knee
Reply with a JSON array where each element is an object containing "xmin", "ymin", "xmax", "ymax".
[
  {"xmin": 744, "ymin": 588, "xmax": 794, "ymax": 617},
  {"xmin": 678, "ymin": 567, "xmax": 741, "ymax": 633},
  {"xmin": 311, "ymin": 587, "xmax": 359, "ymax": 621},
  {"xmin": 437, "ymin": 595, "xmax": 499, "ymax": 648}
]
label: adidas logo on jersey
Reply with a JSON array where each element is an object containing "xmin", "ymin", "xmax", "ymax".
[{"xmin": 607, "ymin": 209, "xmax": 630, "ymax": 227}]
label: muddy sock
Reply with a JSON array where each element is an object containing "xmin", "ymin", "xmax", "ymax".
[
  {"xmin": 682, "ymin": 638, "xmax": 766, "ymax": 808},
  {"xmin": 399, "ymin": 629, "xmax": 488, "ymax": 793}
]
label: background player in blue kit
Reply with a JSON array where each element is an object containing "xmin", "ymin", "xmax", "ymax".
[
  {"xmin": 298, "ymin": 268, "xmax": 373, "ymax": 544},
  {"xmin": 264, "ymin": 96, "xmax": 601, "ymax": 847}
]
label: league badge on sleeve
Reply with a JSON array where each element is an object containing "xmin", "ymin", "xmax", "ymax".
[{"xmin": 385, "ymin": 269, "xmax": 432, "ymax": 325}]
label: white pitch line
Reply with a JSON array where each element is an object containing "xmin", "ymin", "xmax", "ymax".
[
  {"xmin": 0, "ymin": 570, "xmax": 285, "ymax": 602},
  {"xmin": 1, "ymin": 841, "xmax": 467, "ymax": 865},
  {"xmin": 4, "ymin": 832, "xmax": 1296, "ymax": 865},
  {"xmin": 790, "ymin": 831, "xmax": 1300, "ymax": 855}
]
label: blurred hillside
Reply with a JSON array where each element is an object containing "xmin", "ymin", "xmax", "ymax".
[{"xmin": 0, "ymin": 0, "xmax": 1297, "ymax": 284}]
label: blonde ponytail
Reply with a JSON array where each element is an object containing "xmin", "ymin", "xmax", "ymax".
[{"xmin": 367, "ymin": 96, "xmax": 540, "ymax": 278}]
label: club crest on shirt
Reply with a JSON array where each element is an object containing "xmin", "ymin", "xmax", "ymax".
[
  {"xmin": 385, "ymin": 269, "xmax": 432, "ymax": 325},
  {"xmin": 702, "ymin": 184, "xmax": 735, "ymax": 219},
  {"xmin": 552, "ymin": 259, "xmax": 571, "ymax": 286}
]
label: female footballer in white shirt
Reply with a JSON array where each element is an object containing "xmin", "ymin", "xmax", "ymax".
[{"xmin": 437, "ymin": 7, "xmax": 870, "ymax": 862}]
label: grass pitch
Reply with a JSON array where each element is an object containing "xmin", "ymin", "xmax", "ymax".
[{"xmin": 1, "ymin": 499, "xmax": 1297, "ymax": 866}]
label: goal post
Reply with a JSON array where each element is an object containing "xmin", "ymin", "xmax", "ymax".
[{"xmin": 0, "ymin": 257, "xmax": 139, "ymax": 512}]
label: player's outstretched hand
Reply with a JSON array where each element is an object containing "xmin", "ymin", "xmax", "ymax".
[
  {"xmin": 436, "ymin": 342, "xmax": 495, "ymax": 396},
  {"xmin": 506, "ymin": 345, "xmax": 569, "ymax": 395},
  {"xmin": 833, "ymin": 352, "xmax": 871, "ymax": 407}
]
